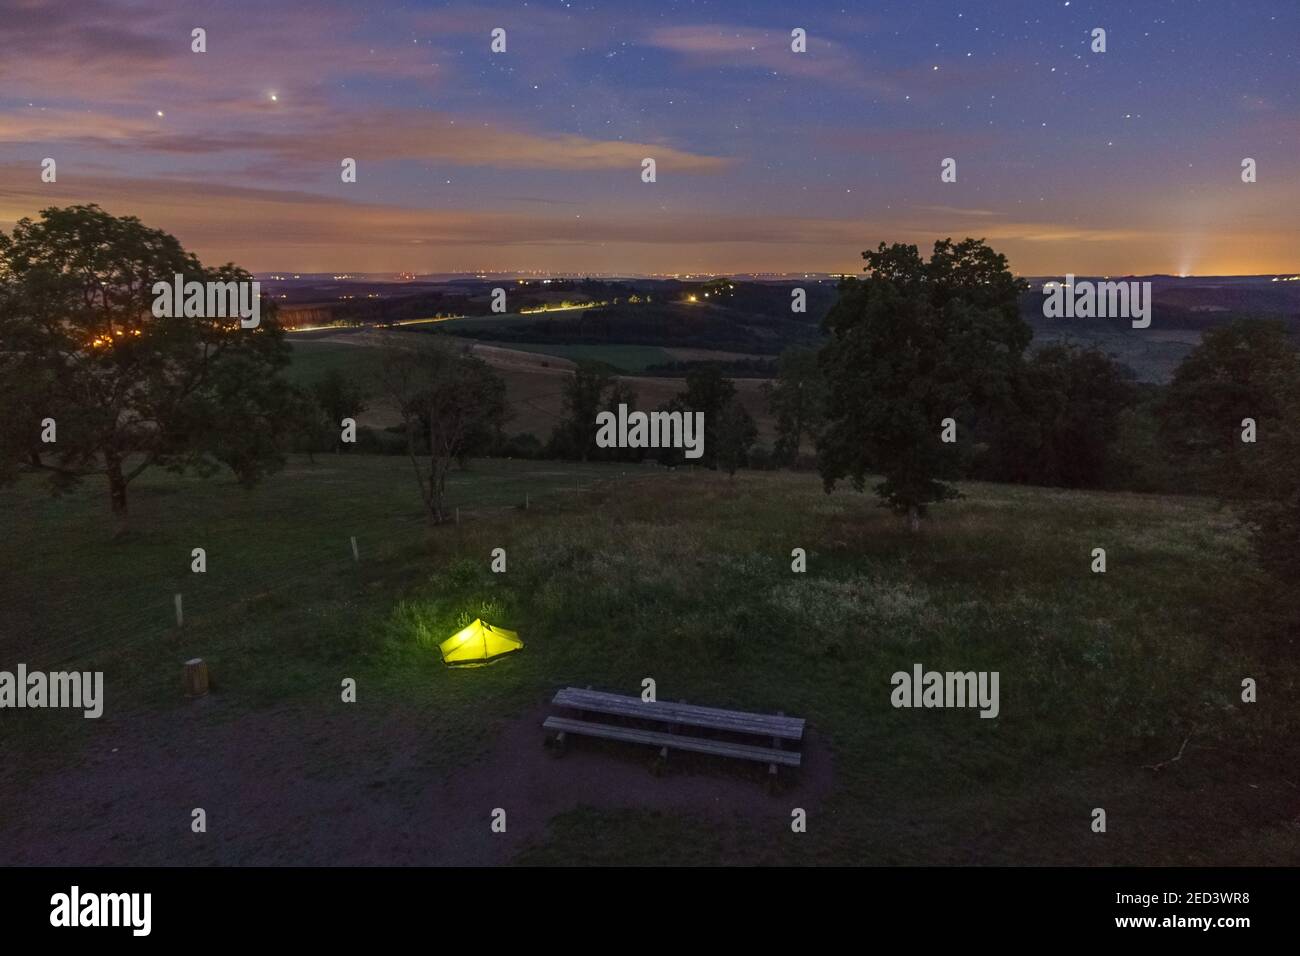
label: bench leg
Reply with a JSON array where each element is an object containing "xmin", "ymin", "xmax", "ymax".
[
  {"xmin": 546, "ymin": 730, "xmax": 567, "ymax": 756},
  {"xmin": 651, "ymin": 745, "xmax": 669, "ymax": 776},
  {"xmin": 766, "ymin": 712, "xmax": 784, "ymax": 792}
]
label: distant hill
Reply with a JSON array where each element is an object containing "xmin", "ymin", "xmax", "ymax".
[
  {"xmin": 279, "ymin": 274, "xmax": 1300, "ymax": 385},
  {"xmin": 439, "ymin": 299, "xmax": 825, "ymax": 355},
  {"xmin": 1018, "ymin": 275, "xmax": 1300, "ymax": 382}
]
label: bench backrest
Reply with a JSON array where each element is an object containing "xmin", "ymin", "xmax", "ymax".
[{"xmin": 553, "ymin": 687, "xmax": 805, "ymax": 740}]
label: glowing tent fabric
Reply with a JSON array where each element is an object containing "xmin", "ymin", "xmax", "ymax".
[{"xmin": 438, "ymin": 619, "xmax": 523, "ymax": 664}]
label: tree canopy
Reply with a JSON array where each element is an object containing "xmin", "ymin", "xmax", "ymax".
[
  {"xmin": 762, "ymin": 346, "xmax": 826, "ymax": 467},
  {"xmin": 1158, "ymin": 318, "xmax": 1298, "ymax": 498},
  {"xmin": 817, "ymin": 238, "xmax": 1030, "ymax": 526},
  {"xmin": 379, "ymin": 338, "xmax": 507, "ymax": 521},
  {"xmin": 979, "ymin": 344, "xmax": 1137, "ymax": 488},
  {"xmin": 0, "ymin": 204, "xmax": 294, "ymax": 534}
]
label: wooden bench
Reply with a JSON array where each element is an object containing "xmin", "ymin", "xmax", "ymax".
[
  {"xmin": 543, "ymin": 688, "xmax": 805, "ymax": 777},
  {"xmin": 542, "ymin": 716, "xmax": 801, "ymax": 766}
]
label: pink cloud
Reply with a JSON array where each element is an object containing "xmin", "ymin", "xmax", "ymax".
[{"xmin": 644, "ymin": 24, "xmax": 899, "ymax": 94}]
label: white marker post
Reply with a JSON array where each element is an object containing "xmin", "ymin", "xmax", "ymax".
[{"xmin": 350, "ymin": 536, "xmax": 360, "ymax": 563}]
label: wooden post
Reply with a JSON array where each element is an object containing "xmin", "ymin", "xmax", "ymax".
[
  {"xmin": 455, "ymin": 507, "xmax": 460, "ymax": 526},
  {"xmin": 174, "ymin": 593, "xmax": 183, "ymax": 627},
  {"xmin": 653, "ymin": 744, "xmax": 669, "ymax": 776},
  {"xmin": 183, "ymin": 658, "xmax": 209, "ymax": 697},
  {"xmin": 768, "ymin": 710, "xmax": 784, "ymax": 788},
  {"xmin": 350, "ymin": 536, "xmax": 360, "ymax": 563}
]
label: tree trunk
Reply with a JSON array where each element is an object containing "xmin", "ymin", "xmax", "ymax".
[
  {"xmin": 907, "ymin": 505, "xmax": 920, "ymax": 533},
  {"xmin": 429, "ymin": 457, "xmax": 451, "ymax": 523},
  {"xmin": 107, "ymin": 457, "xmax": 129, "ymax": 537}
]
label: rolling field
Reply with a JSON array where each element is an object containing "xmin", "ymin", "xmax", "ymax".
[
  {"xmin": 2, "ymin": 456, "xmax": 1297, "ymax": 865},
  {"xmin": 475, "ymin": 342, "xmax": 678, "ymax": 373},
  {"xmin": 284, "ymin": 333, "xmax": 780, "ymax": 442},
  {"xmin": 281, "ymin": 337, "xmax": 389, "ymax": 387},
  {"xmin": 0, "ymin": 456, "xmax": 645, "ymax": 669}
]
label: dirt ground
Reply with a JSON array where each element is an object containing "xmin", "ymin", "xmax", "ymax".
[{"xmin": 0, "ymin": 697, "xmax": 832, "ymax": 866}]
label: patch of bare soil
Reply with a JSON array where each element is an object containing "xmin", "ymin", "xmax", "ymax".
[
  {"xmin": 466, "ymin": 343, "xmax": 577, "ymax": 373},
  {"xmin": 0, "ymin": 698, "xmax": 831, "ymax": 866}
]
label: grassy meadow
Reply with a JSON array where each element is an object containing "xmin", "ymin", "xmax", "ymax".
[
  {"xmin": 2, "ymin": 453, "xmax": 1297, "ymax": 865},
  {"xmin": 281, "ymin": 334, "xmax": 781, "ymax": 443},
  {"xmin": 280, "ymin": 337, "xmax": 389, "ymax": 387}
]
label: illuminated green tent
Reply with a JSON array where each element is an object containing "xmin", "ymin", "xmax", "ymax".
[{"xmin": 438, "ymin": 619, "xmax": 523, "ymax": 665}]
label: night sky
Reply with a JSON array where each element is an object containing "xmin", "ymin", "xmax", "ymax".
[{"xmin": 1, "ymin": 0, "xmax": 1296, "ymax": 275}]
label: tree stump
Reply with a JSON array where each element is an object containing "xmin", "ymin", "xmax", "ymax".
[{"xmin": 183, "ymin": 658, "xmax": 209, "ymax": 698}]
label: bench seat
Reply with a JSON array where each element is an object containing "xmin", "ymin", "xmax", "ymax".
[
  {"xmin": 552, "ymin": 687, "xmax": 804, "ymax": 741},
  {"xmin": 543, "ymin": 715, "xmax": 802, "ymax": 767}
]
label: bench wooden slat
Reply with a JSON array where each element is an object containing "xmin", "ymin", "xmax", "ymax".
[
  {"xmin": 543, "ymin": 716, "xmax": 801, "ymax": 767},
  {"xmin": 557, "ymin": 690, "xmax": 805, "ymax": 739},
  {"xmin": 552, "ymin": 688, "xmax": 804, "ymax": 740}
]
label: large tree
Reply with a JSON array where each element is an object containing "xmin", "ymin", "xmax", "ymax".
[
  {"xmin": 601, "ymin": 378, "xmax": 640, "ymax": 462},
  {"xmin": 0, "ymin": 204, "xmax": 293, "ymax": 534},
  {"xmin": 714, "ymin": 398, "xmax": 758, "ymax": 476},
  {"xmin": 979, "ymin": 345, "xmax": 1137, "ymax": 488},
  {"xmin": 817, "ymin": 238, "xmax": 1030, "ymax": 529},
  {"xmin": 552, "ymin": 362, "xmax": 614, "ymax": 461},
  {"xmin": 1155, "ymin": 322, "xmax": 1300, "ymax": 613},
  {"xmin": 1239, "ymin": 374, "xmax": 1300, "ymax": 603},
  {"xmin": 762, "ymin": 346, "xmax": 826, "ymax": 467},
  {"xmin": 676, "ymin": 364, "xmax": 737, "ymax": 469},
  {"xmin": 1157, "ymin": 319, "xmax": 1298, "ymax": 498},
  {"xmin": 311, "ymin": 368, "xmax": 368, "ymax": 454},
  {"xmin": 550, "ymin": 363, "xmax": 641, "ymax": 462},
  {"xmin": 380, "ymin": 338, "xmax": 506, "ymax": 522}
]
